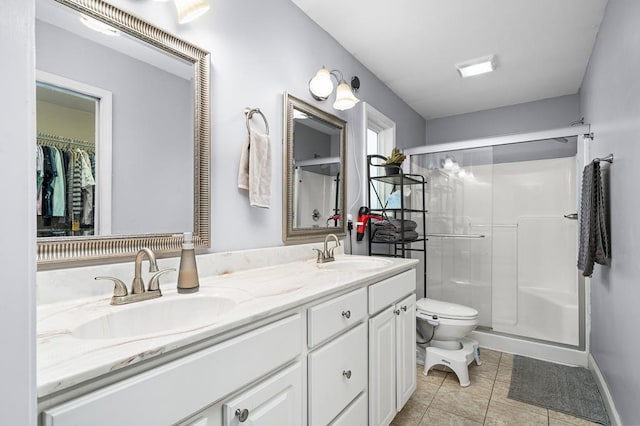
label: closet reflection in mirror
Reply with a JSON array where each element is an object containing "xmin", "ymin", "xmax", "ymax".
[
  {"xmin": 283, "ymin": 93, "xmax": 346, "ymax": 243},
  {"xmin": 36, "ymin": 0, "xmax": 194, "ymax": 238},
  {"xmin": 36, "ymin": 82, "xmax": 99, "ymax": 237}
]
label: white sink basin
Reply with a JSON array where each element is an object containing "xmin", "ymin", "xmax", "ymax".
[
  {"xmin": 72, "ymin": 295, "xmax": 237, "ymax": 340},
  {"xmin": 317, "ymin": 257, "xmax": 393, "ymax": 271}
]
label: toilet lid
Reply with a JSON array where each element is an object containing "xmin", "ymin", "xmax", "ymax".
[{"xmin": 416, "ymin": 298, "xmax": 479, "ymax": 320}]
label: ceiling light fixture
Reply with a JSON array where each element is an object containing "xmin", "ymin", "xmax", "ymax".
[
  {"xmin": 174, "ymin": 0, "xmax": 210, "ymax": 24},
  {"xmin": 308, "ymin": 67, "xmax": 360, "ymax": 111},
  {"xmin": 80, "ymin": 14, "xmax": 119, "ymax": 36},
  {"xmin": 456, "ymin": 55, "xmax": 497, "ymax": 78}
]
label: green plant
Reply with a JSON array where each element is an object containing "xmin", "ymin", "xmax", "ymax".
[{"xmin": 385, "ymin": 148, "xmax": 406, "ymax": 165}]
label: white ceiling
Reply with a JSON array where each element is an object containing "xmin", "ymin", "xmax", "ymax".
[{"xmin": 291, "ymin": 0, "xmax": 608, "ymax": 120}]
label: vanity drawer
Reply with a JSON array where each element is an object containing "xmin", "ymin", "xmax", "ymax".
[
  {"xmin": 308, "ymin": 287, "xmax": 366, "ymax": 347},
  {"xmin": 42, "ymin": 314, "xmax": 302, "ymax": 426},
  {"xmin": 330, "ymin": 391, "xmax": 367, "ymax": 426},
  {"xmin": 222, "ymin": 362, "xmax": 302, "ymax": 426},
  {"xmin": 308, "ymin": 322, "xmax": 367, "ymax": 426},
  {"xmin": 368, "ymin": 269, "xmax": 416, "ymax": 315}
]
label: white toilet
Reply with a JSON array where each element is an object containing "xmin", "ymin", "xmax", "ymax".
[{"xmin": 416, "ymin": 298, "xmax": 481, "ymax": 387}]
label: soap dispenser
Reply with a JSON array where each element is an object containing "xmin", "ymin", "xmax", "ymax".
[{"xmin": 177, "ymin": 232, "xmax": 199, "ymax": 293}]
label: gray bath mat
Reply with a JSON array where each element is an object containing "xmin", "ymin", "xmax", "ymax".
[{"xmin": 508, "ymin": 355, "xmax": 610, "ymax": 425}]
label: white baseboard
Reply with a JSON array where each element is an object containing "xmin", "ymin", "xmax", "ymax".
[{"xmin": 589, "ymin": 353, "xmax": 621, "ymax": 426}]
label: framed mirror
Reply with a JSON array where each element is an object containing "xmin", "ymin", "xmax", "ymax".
[
  {"xmin": 35, "ymin": 0, "xmax": 210, "ymax": 267},
  {"xmin": 283, "ymin": 93, "xmax": 346, "ymax": 243}
]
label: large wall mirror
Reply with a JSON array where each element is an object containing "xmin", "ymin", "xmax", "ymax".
[
  {"xmin": 35, "ymin": 0, "xmax": 210, "ymax": 267},
  {"xmin": 283, "ymin": 93, "xmax": 346, "ymax": 243}
]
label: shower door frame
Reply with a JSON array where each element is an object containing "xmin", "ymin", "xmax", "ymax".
[{"xmin": 405, "ymin": 124, "xmax": 593, "ymax": 366}]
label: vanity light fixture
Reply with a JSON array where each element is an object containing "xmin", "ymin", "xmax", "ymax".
[
  {"xmin": 456, "ymin": 55, "xmax": 497, "ymax": 78},
  {"xmin": 308, "ymin": 67, "xmax": 360, "ymax": 111},
  {"xmin": 174, "ymin": 0, "xmax": 211, "ymax": 24},
  {"xmin": 80, "ymin": 14, "xmax": 119, "ymax": 36}
]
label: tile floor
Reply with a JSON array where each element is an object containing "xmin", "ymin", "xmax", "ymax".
[{"xmin": 392, "ymin": 349, "xmax": 599, "ymax": 426}]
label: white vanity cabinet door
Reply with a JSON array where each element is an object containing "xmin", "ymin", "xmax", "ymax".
[
  {"xmin": 395, "ymin": 293, "xmax": 416, "ymax": 411},
  {"xmin": 308, "ymin": 322, "xmax": 367, "ymax": 426},
  {"xmin": 222, "ymin": 362, "xmax": 302, "ymax": 426},
  {"xmin": 368, "ymin": 306, "xmax": 397, "ymax": 426},
  {"xmin": 369, "ymin": 292, "xmax": 417, "ymax": 426},
  {"xmin": 308, "ymin": 287, "xmax": 366, "ymax": 347}
]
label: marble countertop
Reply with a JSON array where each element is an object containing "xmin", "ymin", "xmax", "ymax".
[{"xmin": 37, "ymin": 255, "xmax": 417, "ymax": 398}]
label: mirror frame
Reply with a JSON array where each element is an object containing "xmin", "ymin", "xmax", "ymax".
[
  {"xmin": 37, "ymin": 0, "xmax": 210, "ymax": 267},
  {"xmin": 282, "ymin": 92, "xmax": 346, "ymax": 244}
]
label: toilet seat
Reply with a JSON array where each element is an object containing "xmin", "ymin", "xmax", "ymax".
[{"xmin": 416, "ymin": 298, "xmax": 479, "ymax": 320}]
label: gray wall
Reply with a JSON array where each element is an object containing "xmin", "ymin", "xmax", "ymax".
[
  {"xmin": 37, "ymin": 21, "xmax": 193, "ymax": 235},
  {"xmin": 580, "ymin": 0, "xmax": 640, "ymax": 423},
  {"xmin": 104, "ymin": 0, "xmax": 425, "ymax": 252},
  {"xmin": 0, "ymin": 1, "xmax": 37, "ymax": 424},
  {"xmin": 424, "ymin": 94, "xmax": 581, "ymax": 145}
]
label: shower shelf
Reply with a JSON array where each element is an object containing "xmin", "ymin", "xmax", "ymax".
[{"xmin": 366, "ymin": 154, "xmax": 428, "ymax": 295}]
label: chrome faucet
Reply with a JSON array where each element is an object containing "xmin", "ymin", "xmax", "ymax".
[
  {"xmin": 314, "ymin": 233, "xmax": 340, "ymax": 263},
  {"xmin": 95, "ymin": 248, "xmax": 174, "ymax": 305}
]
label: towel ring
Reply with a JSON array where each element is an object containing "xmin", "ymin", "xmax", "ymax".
[{"xmin": 244, "ymin": 107, "xmax": 269, "ymax": 135}]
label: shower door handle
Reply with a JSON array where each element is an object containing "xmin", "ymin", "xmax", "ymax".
[{"xmin": 564, "ymin": 213, "xmax": 578, "ymax": 220}]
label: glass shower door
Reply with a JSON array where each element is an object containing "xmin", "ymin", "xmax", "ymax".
[{"xmin": 412, "ymin": 147, "xmax": 494, "ymax": 327}]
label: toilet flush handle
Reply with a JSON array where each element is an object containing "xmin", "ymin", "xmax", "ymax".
[{"xmin": 426, "ymin": 314, "xmax": 440, "ymax": 327}]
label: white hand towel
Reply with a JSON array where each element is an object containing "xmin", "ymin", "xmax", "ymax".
[
  {"xmin": 237, "ymin": 137, "xmax": 250, "ymax": 190},
  {"xmin": 238, "ymin": 130, "xmax": 271, "ymax": 208}
]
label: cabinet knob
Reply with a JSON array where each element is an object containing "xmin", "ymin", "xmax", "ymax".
[
  {"xmin": 235, "ymin": 408, "xmax": 249, "ymax": 422},
  {"xmin": 401, "ymin": 305, "xmax": 408, "ymax": 312},
  {"xmin": 394, "ymin": 309, "xmax": 401, "ymax": 315},
  {"xmin": 341, "ymin": 310, "xmax": 351, "ymax": 319},
  {"xmin": 342, "ymin": 370, "xmax": 352, "ymax": 380}
]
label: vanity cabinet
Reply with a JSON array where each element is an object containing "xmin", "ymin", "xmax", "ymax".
[
  {"xmin": 368, "ymin": 271, "xmax": 417, "ymax": 426},
  {"xmin": 40, "ymin": 266, "xmax": 418, "ymax": 426}
]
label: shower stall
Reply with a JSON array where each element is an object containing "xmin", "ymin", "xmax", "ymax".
[{"xmin": 407, "ymin": 128, "xmax": 588, "ymax": 358}]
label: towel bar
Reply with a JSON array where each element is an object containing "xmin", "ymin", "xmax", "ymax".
[
  {"xmin": 594, "ymin": 154, "xmax": 613, "ymax": 163},
  {"xmin": 244, "ymin": 107, "xmax": 269, "ymax": 135}
]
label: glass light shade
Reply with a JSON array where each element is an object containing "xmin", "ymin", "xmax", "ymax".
[
  {"xmin": 174, "ymin": 0, "xmax": 210, "ymax": 24},
  {"xmin": 309, "ymin": 68, "xmax": 334, "ymax": 100},
  {"xmin": 333, "ymin": 82, "xmax": 359, "ymax": 110}
]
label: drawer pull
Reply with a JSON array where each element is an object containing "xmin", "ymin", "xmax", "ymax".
[
  {"xmin": 394, "ymin": 309, "xmax": 401, "ymax": 316},
  {"xmin": 342, "ymin": 369, "xmax": 352, "ymax": 380},
  {"xmin": 235, "ymin": 408, "xmax": 249, "ymax": 422},
  {"xmin": 401, "ymin": 305, "xmax": 408, "ymax": 312},
  {"xmin": 341, "ymin": 310, "xmax": 351, "ymax": 319}
]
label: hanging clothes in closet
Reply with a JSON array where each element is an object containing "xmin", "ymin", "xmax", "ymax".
[{"xmin": 36, "ymin": 133, "xmax": 96, "ymax": 237}]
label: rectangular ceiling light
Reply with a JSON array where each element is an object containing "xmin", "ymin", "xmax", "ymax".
[{"xmin": 456, "ymin": 55, "xmax": 496, "ymax": 78}]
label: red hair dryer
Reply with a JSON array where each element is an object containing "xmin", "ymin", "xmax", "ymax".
[{"xmin": 356, "ymin": 206, "xmax": 383, "ymax": 241}]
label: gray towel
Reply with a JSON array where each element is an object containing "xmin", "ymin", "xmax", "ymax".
[
  {"xmin": 372, "ymin": 218, "xmax": 418, "ymax": 232},
  {"xmin": 372, "ymin": 230, "xmax": 419, "ymax": 243},
  {"xmin": 577, "ymin": 161, "xmax": 610, "ymax": 277}
]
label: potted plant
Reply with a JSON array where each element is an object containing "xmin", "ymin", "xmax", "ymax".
[{"xmin": 384, "ymin": 148, "xmax": 406, "ymax": 175}]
